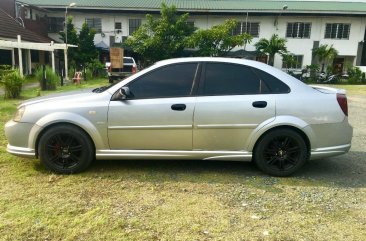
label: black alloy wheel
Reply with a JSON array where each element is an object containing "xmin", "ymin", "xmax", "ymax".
[
  {"xmin": 38, "ymin": 125, "xmax": 94, "ymax": 174},
  {"xmin": 254, "ymin": 128, "xmax": 308, "ymax": 176}
]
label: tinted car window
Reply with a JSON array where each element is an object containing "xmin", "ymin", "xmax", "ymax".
[
  {"xmin": 253, "ymin": 68, "xmax": 290, "ymax": 93},
  {"xmin": 128, "ymin": 63, "xmax": 198, "ymax": 99},
  {"xmin": 123, "ymin": 58, "xmax": 133, "ymax": 64},
  {"xmin": 203, "ymin": 63, "xmax": 261, "ymax": 95}
]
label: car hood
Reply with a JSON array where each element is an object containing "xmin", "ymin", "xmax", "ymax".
[{"xmin": 20, "ymin": 88, "xmax": 96, "ymax": 107}]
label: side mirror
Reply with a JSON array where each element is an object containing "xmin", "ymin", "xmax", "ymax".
[{"xmin": 119, "ymin": 87, "xmax": 132, "ymax": 100}]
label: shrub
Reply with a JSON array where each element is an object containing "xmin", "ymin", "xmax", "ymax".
[
  {"xmin": 346, "ymin": 66, "xmax": 363, "ymax": 84},
  {"xmin": 89, "ymin": 59, "xmax": 106, "ymax": 78},
  {"xmin": 0, "ymin": 68, "xmax": 24, "ymax": 99},
  {"xmin": 35, "ymin": 65, "xmax": 59, "ymax": 90}
]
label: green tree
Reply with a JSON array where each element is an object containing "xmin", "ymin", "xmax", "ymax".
[
  {"xmin": 186, "ymin": 19, "xmax": 253, "ymax": 57},
  {"xmin": 125, "ymin": 3, "xmax": 195, "ymax": 65},
  {"xmin": 76, "ymin": 22, "xmax": 98, "ymax": 80},
  {"xmin": 312, "ymin": 44, "xmax": 338, "ymax": 73},
  {"xmin": 254, "ymin": 34, "xmax": 287, "ymax": 66},
  {"xmin": 282, "ymin": 54, "xmax": 299, "ymax": 72},
  {"xmin": 59, "ymin": 16, "xmax": 79, "ymax": 68}
]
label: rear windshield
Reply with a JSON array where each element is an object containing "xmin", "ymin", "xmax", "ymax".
[{"xmin": 123, "ymin": 58, "xmax": 133, "ymax": 64}]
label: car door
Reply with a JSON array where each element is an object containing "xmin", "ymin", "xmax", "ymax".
[
  {"xmin": 108, "ymin": 62, "xmax": 200, "ymax": 150},
  {"xmin": 193, "ymin": 62, "xmax": 276, "ymax": 151}
]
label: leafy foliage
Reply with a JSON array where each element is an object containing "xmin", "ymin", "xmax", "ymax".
[
  {"xmin": 305, "ymin": 64, "xmax": 320, "ymax": 80},
  {"xmin": 88, "ymin": 59, "xmax": 106, "ymax": 78},
  {"xmin": 35, "ymin": 66, "xmax": 59, "ymax": 90},
  {"xmin": 59, "ymin": 17, "xmax": 98, "ymax": 78},
  {"xmin": 186, "ymin": 19, "xmax": 253, "ymax": 57},
  {"xmin": 312, "ymin": 44, "xmax": 338, "ymax": 73},
  {"xmin": 346, "ymin": 64, "xmax": 363, "ymax": 84},
  {"xmin": 0, "ymin": 66, "xmax": 24, "ymax": 99},
  {"xmin": 76, "ymin": 23, "xmax": 98, "ymax": 80},
  {"xmin": 125, "ymin": 3, "xmax": 195, "ymax": 65},
  {"xmin": 59, "ymin": 16, "xmax": 79, "ymax": 67},
  {"xmin": 255, "ymin": 34, "xmax": 287, "ymax": 66},
  {"xmin": 282, "ymin": 54, "xmax": 299, "ymax": 71}
]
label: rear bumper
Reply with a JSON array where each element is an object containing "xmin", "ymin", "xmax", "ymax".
[
  {"xmin": 310, "ymin": 143, "xmax": 351, "ymax": 160},
  {"xmin": 307, "ymin": 117, "xmax": 353, "ymax": 160}
]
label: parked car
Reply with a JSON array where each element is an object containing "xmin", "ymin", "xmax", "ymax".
[
  {"xmin": 5, "ymin": 57, "xmax": 353, "ymax": 176},
  {"xmin": 106, "ymin": 56, "xmax": 138, "ymax": 83}
]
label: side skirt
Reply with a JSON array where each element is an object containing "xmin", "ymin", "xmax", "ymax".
[{"xmin": 96, "ymin": 150, "xmax": 252, "ymax": 161}]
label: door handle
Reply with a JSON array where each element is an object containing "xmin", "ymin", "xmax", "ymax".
[
  {"xmin": 171, "ymin": 104, "xmax": 186, "ymax": 111},
  {"xmin": 252, "ymin": 101, "xmax": 267, "ymax": 108}
]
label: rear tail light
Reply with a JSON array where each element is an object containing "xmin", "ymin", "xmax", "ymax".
[
  {"xmin": 337, "ymin": 93, "xmax": 348, "ymax": 116},
  {"xmin": 132, "ymin": 66, "xmax": 137, "ymax": 74}
]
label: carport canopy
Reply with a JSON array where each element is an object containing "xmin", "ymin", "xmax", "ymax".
[{"xmin": 0, "ymin": 35, "xmax": 77, "ymax": 77}]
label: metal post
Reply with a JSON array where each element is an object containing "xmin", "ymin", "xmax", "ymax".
[
  {"xmin": 63, "ymin": 3, "xmax": 76, "ymax": 82},
  {"xmin": 51, "ymin": 41, "xmax": 56, "ymax": 73},
  {"xmin": 41, "ymin": 64, "xmax": 47, "ymax": 90},
  {"xmin": 60, "ymin": 70, "xmax": 64, "ymax": 86},
  {"xmin": 17, "ymin": 35, "xmax": 23, "ymax": 77},
  {"xmin": 11, "ymin": 49, "xmax": 15, "ymax": 69},
  {"xmin": 64, "ymin": 7, "xmax": 69, "ymax": 81},
  {"xmin": 27, "ymin": 49, "xmax": 32, "ymax": 75}
]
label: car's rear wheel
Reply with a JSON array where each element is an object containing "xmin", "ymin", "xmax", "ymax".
[
  {"xmin": 38, "ymin": 125, "xmax": 94, "ymax": 174},
  {"xmin": 254, "ymin": 128, "xmax": 308, "ymax": 176}
]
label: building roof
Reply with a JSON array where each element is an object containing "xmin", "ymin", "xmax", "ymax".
[
  {"xmin": 18, "ymin": 0, "xmax": 366, "ymax": 14},
  {"xmin": 0, "ymin": 8, "xmax": 51, "ymax": 43}
]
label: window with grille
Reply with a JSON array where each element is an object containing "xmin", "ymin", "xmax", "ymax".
[
  {"xmin": 115, "ymin": 22, "xmax": 122, "ymax": 30},
  {"xmin": 129, "ymin": 19, "xmax": 142, "ymax": 35},
  {"xmin": 324, "ymin": 23, "xmax": 351, "ymax": 39},
  {"xmin": 48, "ymin": 17, "xmax": 64, "ymax": 33},
  {"xmin": 286, "ymin": 22, "xmax": 311, "ymax": 38},
  {"xmin": 243, "ymin": 22, "xmax": 260, "ymax": 37},
  {"xmin": 86, "ymin": 18, "xmax": 102, "ymax": 33},
  {"xmin": 282, "ymin": 55, "xmax": 303, "ymax": 69},
  {"xmin": 231, "ymin": 22, "xmax": 260, "ymax": 37}
]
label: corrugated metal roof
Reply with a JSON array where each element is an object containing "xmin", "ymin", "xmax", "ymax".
[
  {"xmin": 18, "ymin": 0, "xmax": 366, "ymax": 13},
  {"xmin": 0, "ymin": 9, "xmax": 51, "ymax": 43}
]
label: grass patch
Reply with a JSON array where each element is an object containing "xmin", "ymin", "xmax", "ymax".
[
  {"xmin": 0, "ymin": 83, "xmax": 365, "ymax": 240},
  {"xmin": 329, "ymin": 84, "xmax": 366, "ymax": 95}
]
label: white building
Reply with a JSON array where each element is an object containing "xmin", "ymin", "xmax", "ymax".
[{"xmin": 18, "ymin": 0, "xmax": 366, "ymax": 72}]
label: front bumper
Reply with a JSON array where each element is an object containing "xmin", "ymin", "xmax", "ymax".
[
  {"xmin": 7, "ymin": 144, "xmax": 36, "ymax": 158},
  {"xmin": 5, "ymin": 120, "xmax": 38, "ymax": 158}
]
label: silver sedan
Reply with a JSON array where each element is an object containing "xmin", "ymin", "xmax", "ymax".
[{"xmin": 5, "ymin": 57, "xmax": 353, "ymax": 176}]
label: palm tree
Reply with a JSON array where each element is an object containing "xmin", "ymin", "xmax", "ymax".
[
  {"xmin": 254, "ymin": 34, "xmax": 287, "ymax": 66},
  {"xmin": 312, "ymin": 44, "xmax": 338, "ymax": 73}
]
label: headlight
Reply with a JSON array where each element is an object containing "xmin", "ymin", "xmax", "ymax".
[{"xmin": 13, "ymin": 106, "xmax": 26, "ymax": 122}]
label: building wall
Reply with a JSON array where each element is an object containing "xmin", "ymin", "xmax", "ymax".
[{"xmin": 46, "ymin": 11, "xmax": 366, "ymax": 70}]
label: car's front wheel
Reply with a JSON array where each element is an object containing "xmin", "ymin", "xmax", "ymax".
[
  {"xmin": 38, "ymin": 124, "xmax": 94, "ymax": 174},
  {"xmin": 254, "ymin": 128, "xmax": 309, "ymax": 176}
]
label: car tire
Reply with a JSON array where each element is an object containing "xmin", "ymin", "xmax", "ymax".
[
  {"xmin": 254, "ymin": 128, "xmax": 309, "ymax": 177},
  {"xmin": 38, "ymin": 124, "xmax": 94, "ymax": 174}
]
